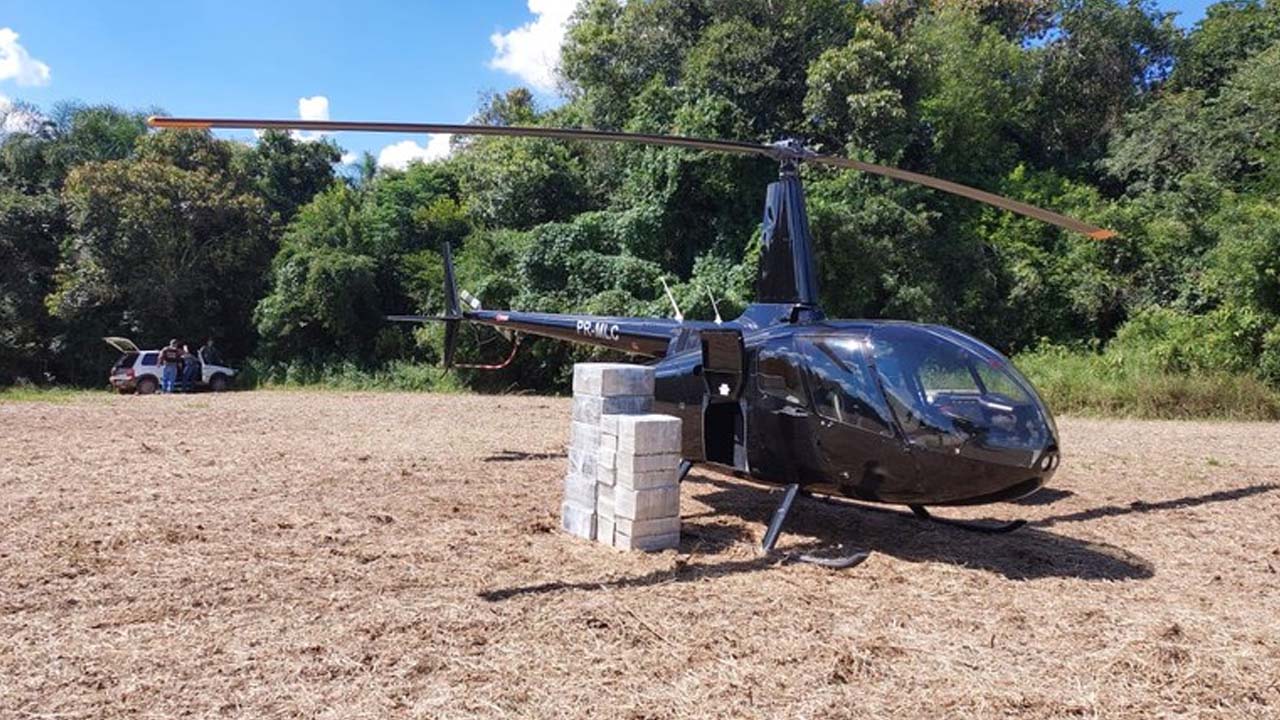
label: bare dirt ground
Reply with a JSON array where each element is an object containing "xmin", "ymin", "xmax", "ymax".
[{"xmin": 2, "ymin": 391, "xmax": 1278, "ymax": 719}]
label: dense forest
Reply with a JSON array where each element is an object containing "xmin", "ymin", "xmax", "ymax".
[{"xmin": 2, "ymin": 0, "xmax": 1279, "ymax": 415}]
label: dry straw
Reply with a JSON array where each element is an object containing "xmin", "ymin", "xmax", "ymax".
[{"xmin": 1, "ymin": 393, "xmax": 1278, "ymax": 718}]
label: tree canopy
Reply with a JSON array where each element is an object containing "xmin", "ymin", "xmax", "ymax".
[{"xmin": 2, "ymin": 0, "xmax": 1279, "ymax": 398}]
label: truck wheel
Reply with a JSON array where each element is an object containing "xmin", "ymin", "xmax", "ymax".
[
  {"xmin": 137, "ymin": 377, "xmax": 158, "ymax": 395},
  {"xmin": 209, "ymin": 374, "xmax": 229, "ymax": 392}
]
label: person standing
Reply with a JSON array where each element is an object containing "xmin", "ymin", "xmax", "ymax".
[
  {"xmin": 199, "ymin": 337, "xmax": 223, "ymax": 367},
  {"xmin": 158, "ymin": 339, "xmax": 182, "ymax": 394},
  {"xmin": 181, "ymin": 344, "xmax": 201, "ymax": 392}
]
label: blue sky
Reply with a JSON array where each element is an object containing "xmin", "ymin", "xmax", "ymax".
[{"xmin": 1, "ymin": 0, "xmax": 1219, "ymax": 167}]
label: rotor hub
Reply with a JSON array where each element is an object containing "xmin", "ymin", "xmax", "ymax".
[{"xmin": 765, "ymin": 138, "xmax": 817, "ymax": 166}]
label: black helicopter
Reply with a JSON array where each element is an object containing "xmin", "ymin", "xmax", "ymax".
[{"xmin": 151, "ymin": 116, "xmax": 1114, "ymax": 561}]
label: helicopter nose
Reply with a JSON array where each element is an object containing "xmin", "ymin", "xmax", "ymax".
[{"xmin": 1037, "ymin": 445, "xmax": 1061, "ymax": 476}]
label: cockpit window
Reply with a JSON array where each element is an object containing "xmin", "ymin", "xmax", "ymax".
[
  {"xmin": 870, "ymin": 326, "xmax": 1051, "ymax": 452},
  {"xmin": 974, "ymin": 362, "xmax": 1030, "ymax": 403},
  {"xmin": 799, "ymin": 336, "xmax": 894, "ymax": 436},
  {"xmin": 757, "ymin": 343, "xmax": 807, "ymax": 406},
  {"xmin": 918, "ymin": 354, "xmax": 979, "ymax": 395}
]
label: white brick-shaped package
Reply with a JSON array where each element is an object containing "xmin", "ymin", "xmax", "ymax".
[
  {"xmin": 572, "ymin": 394, "xmax": 653, "ymax": 425},
  {"xmin": 615, "ymin": 451, "xmax": 680, "ymax": 475},
  {"xmin": 614, "ymin": 485, "xmax": 681, "ymax": 520},
  {"xmin": 614, "ymin": 531, "xmax": 679, "ymax": 552},
  {"xmin": 573, "ymin": 363, "xmax": 655, "ymax": 398},
  {"xmin": 598, "ymin": 431, "xmax": 618, "ymax": 453},
  {"xmin": 563, "ymin": 471, "xmax": 598, "ymax": 508},
  {"xmin": 569, "ymin": 420, "xmax": 600, "ymax": 450},
  {"xmin": 597, "ymin": 515, "xmax": 616, "ymax": 546},
  {"xmin": 615, "ymin": 451, "xmax": 681, "ymax": 490},
  {"xmin": 596, "ymin": 463, "xmax": 616, "ymax": 487},
  {"xmin": 611, "ymin": 414, "xmax": 682, "ymax": 456},
  {"xmin": 566, "ymin": 445, "xmax": 598, "ymax": 480},
  {"xmin": 617, "ymin": 466, "xmax": 679, "ymax": 491},
  {"xmin": 615, "ymin": 515, "xmax": 680, "ymax": 538},
  {"xmin": 597, "ymin": 483, "xmax": 615, "ymax": 520},
  {"xmin": 561, "ymin": 502, "xmax": 596, "ymax": 540}
]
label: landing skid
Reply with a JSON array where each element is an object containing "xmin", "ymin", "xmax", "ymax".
[
  {"xmin": 908, "ymin": 504, "xmax": 1026, "ymax": 534},
  {"xmin": 762, "ymin": 484, "xmax": 870, "ymax": 570}
]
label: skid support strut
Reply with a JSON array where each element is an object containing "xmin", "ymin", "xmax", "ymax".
[
  {"xmin": 676, "ymin": 460, "xmax": 693, "ymax": 484},
  {"xmin": 762, "ymin": 484, "xmax": 800, "ymax": 552}
]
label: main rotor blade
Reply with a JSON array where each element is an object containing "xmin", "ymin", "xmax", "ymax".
[
  {"xmin": 146, "ymin": 116, "xmax": 768, "ymax": 159},
  {"xmin": 811, "ymin": 155, "xmax": 1117, "ymax": 239},
  {"xmin": 147, "ymin": 116, "xmax": 1115, "ymax": 239}
]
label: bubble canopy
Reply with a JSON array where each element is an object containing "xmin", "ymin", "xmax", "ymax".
[{"xmin": 800, "ymin": 324, "xmax": 1059, "ymax": 468}]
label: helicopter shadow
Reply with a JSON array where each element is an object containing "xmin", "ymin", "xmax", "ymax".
[
  {"xmin": 479, "ymin": 475, "xmax": 1157, "ymax": 602},
  {"xmin": 1030, "ymin": 483, "xmax": 1279, "ymax": 528},
  {"xmin": 1011, "ymin": 487, "xmax": 1075, "ymax": 506},
  {"xmin": 482, "ymin": 449, "xmax": 568, "ymax": 463},
  {"xmin": 681, "ymin": 473, "xmax": 1155, "ymax": 583}
]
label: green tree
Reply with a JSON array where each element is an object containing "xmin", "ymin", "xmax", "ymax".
[
  {"xmin": 1171, "ymin": 0, "xmax": 1280, "ymax": 93},
  {"xmin": 911, "ymin": 7, "xmax": 1031, "ymax": 183},
  {"xmin": 254, "ymin": 184, "xmax": 380, "ymax": 362},
  {"xmin": 1028, "ymin": 0, "xmax": 1179, "ymax": 171},
  {"xmin": 0, "ymin": 190, "xmax": 64, "ymax": 383},
  {"xmin": 49, "ymin": 131, "xmax": 271, "ymax": 380},
  {"xmin": 804, "ymin": 18, "xmax": 915, "ymax": 159},
  {"xmin": 236, "ymin": 129, "xmax": 341, "ymax": 228}
]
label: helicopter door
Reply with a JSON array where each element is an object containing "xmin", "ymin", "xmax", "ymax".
[
  {"xmin": 747, "ymin": 336, "xmax": 821, "ymax": 484},
  {"xmin": 700, "ymin": 329, "xmax": 746, "ymax": 469},
  {"xmin": 798, "ymin": 335, "xmax": 917, "ymax": 501},
  {"xmin": 700, "ymin": 329, "xmax": 745, "ymax": 400}
]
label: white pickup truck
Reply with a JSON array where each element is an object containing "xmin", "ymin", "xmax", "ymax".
[{"xmin": 105, "ymin": 337, "xmax": 236, "ymax": 394}]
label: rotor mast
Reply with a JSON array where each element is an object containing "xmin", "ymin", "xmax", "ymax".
[{"xmin": 755, "ymin": 146, "xmax": 821, "ymax": 312}]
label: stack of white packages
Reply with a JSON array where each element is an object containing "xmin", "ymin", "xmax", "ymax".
[
  {"xmin": 560, "ymin": 363, "xmax": 656, "ymax": 541},
  {"xmin": 561, "ymin": 363, "xmax": 683, "ymax": 552},
  {"xmin": 597, "ymin": 413, "xmax": 682, "ymax": 551}
]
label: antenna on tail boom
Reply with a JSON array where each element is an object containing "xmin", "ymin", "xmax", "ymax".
[{"xmin": 660, "ymin": 277, "xmax": 684, "ymax": 322}]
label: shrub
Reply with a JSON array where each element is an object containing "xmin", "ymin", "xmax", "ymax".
[{"xmin": 1016, "ymin": 342, "xmax": 1280, "ymax": 420}]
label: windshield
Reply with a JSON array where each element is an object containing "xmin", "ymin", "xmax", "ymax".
[{"xmin": 870, "ymin": 325, "xmax": 1053, "ymax": 454}]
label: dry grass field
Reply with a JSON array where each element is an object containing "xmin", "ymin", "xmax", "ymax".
[{"xmin": 2, "ymin": 391, "xmax": 1278, "ymax": 719}]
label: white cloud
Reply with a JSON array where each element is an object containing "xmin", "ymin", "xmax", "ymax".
[
  {"xmin": 340, "ymin": 151, "xmax": 358, "ymax": 165},
  {"xmin": 377, "ymin": 135, "xmax": 451, "ymax": 170},
  {"xmin": 488, "ymin": 0, "xmax": 577, "ymax": 93},
  {"xmin": 0, "ymin": 28, "xmax": 51, "ymax": 87},
  {"xmin": 292, "ymin": 94, "xmax": 330, "ymax": 142},
  {"xmin": 298, "ymin": 95, "xmax": 329, "ymax": 121},
  {"xmin": 0, "ymin": 92, "xmax": 44, "ymax": 135}
]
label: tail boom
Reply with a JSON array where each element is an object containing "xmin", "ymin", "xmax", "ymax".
[{"xmin": 465, "ymin": 309, "xmax": 677, "ymax": 357}]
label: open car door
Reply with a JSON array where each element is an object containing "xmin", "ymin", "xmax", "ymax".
[{"xmin": 103, "ymin": 336, "xmax": 140, "ymax": 354}]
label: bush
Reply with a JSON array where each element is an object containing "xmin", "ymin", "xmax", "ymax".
[
  {"xmin": 238, "ymin": 358, "xmax": 468, "ymax": 394},
  {"xmin": 1016, "ymin": 343, "xmax": 1280, "ymax": 420}
]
